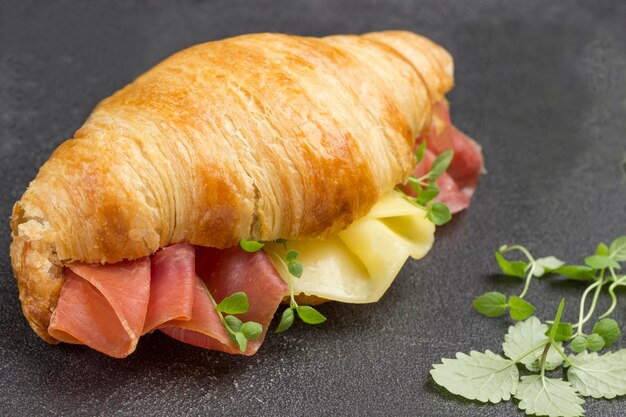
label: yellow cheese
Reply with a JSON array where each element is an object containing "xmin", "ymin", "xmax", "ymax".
[{"xmin": 265, "ymin": 190, "xmax": 435, "ymax": 303}]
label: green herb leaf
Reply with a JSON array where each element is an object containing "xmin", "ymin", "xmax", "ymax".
[
  {"xmin": 296, "ymin": 306, "xmax": 327, "ymax": 324},
  {"xmin": 233, "ymin": 332, "xmax": 247, "ymax": 352},
  {"xmin": 473, "ymin": 292, "xmax": 508, "ymax": 317},
  {"xmin": 502, "ymin": 317, "xmax": 562, "ymax": 371},
  {"xmin": 430, "ymin": 350, "xmax": 518, "ymax": 403},
  {"xmin": 586, "ymin": 334, "xmax": 605, "ymax": 352},
  {"xmin": 535, "ymin": 256, "xmax": 565, "ymax": 272},
  {"xmin": 224, "ymin": 315, "xmax": 243, "ymax": 332},
  {"xmin": 546, "ymin": 323, "xmax": 573, "ymax": 342},
  {"xmin": 428, "ymin": 150, "xmax": 454, "ymax": 180},
  {"xmin": 585, "ymin": 255, "xmax": 621, "ymax": 270},
  {"xmin": 554, "ymin": 265, "xmax": 596, "ymax": 281},
  {"xmin": 515, "ymin": 375, "xmax": 584, "ymax": 417},
  {"xmin": 427, "ymin": 202, "xmax": 452, "ymax": 225},
  {"xmin": 285, "ymin": 249, "xmax": 300, "ymax": 263},
  {"xmin": 287, "ymin": 260, "xmax": 303, "ymax": 278},
  {"xmin": 547, "ymin": 298, "xmax": 566, "ymax": 342},
  {"xmin": 596, "ymin": 243, "xmax": 610, "ymax": 256},
  {"xmin": 416, "ymin": 182, "xmax": 440, "ymax": 206},
  {"xmin": 609, "ymin": 236, "xmax": 626, "ymax": 261},
  {"xmin": 568, "ymin": 350, "xmax": 626, "ymax": 398},
  {"xmin": 570, "ymin": 336, "xmax": 587, "ymax": 353},
  {"xmin": 415, "ymin": 139, "xmax": 427, "ymax": 163},
  {"xmin": 216, "ymin": 292, "xmax": 249, "ymax": 315},
  {"xmin": 240, "ymin": 321, "xmax": 263, "ymax": 341},
  {"xmin": 592, "ymin": 318, "xmax": 621, "ymax": 347},
  {"xmin": 239, "ymin": 239, "xmax": 265, "ymax": 252},
  {"xmin": 508, "ymin": 296, "xmax": 535, "ymax": 321},
  {"xmin": 275, "ymin": 308, "xmax": 295, "ymax": 333},
  {"xmin": 495, "ymin": 252, "xmax": 527, "ymax": 278}
]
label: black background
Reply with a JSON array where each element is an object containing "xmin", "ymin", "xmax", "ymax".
[{"xmin": 1, "ymin": 1, "xmax": 625, "ymax": 416}]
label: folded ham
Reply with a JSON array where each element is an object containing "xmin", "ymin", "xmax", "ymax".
[{"xmin": 49, "ymin": 244, "xmax": 287, "ymax": 358}]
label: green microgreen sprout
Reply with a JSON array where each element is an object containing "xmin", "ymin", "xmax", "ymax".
[
  {"xmin": 396, "ymin": 141, "xmax": 454, "ymax": 226},
  {"xmin": 433, "ymin": 234, "xmax": 626, "ymax": 417}
]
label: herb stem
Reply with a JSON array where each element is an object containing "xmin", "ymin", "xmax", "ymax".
[
  {"xmin": 518, "ymin": 268, "xmax": 534, "ymax": 299},
  {"xmin": 501, "ymin": 245, "xmax": 536, "ymax": 264},
  {"xmin": 576, "ymin": 275, "xmax": 605, "ymax": 336},
  {"xmin": 539, "ymin": 343, "xmax": 551, "ymax": 377},
  {"xmin": 512, "ymin": 341, "xmax": 550, "ymax": 365},
  {"xmin": 550, "ymin": 341, "xmax": 575, "ymax": 368},
  {"xmin": 599, "ymin": 272, "xmax": 626, "ymax": 319},
  {"xmin": 268, "ymin": 249, "xmax": 298, "ymax": 309}
]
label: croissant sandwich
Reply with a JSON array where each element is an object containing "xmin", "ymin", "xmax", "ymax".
[{"xmin": 10, "ymin": 31, "xmax": 483, "ymax": 358}]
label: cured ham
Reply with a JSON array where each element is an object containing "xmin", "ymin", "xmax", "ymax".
[
  {"xmin": 48, "ymin": 243, "xmax": 287, "ymax": 358},
  {"xmin": 49, "ymin": 258, "xmax": 151, "ymax": 358},
  {"xmin": 161, "ymin": 247, "xmax": 288, "ymax": 355},
  {"xmin": 402, "ymin": 101, "xmax": 483, "ymax": 213}
]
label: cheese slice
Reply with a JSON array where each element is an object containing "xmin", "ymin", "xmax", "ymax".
[{"xmin": 265, "ymin": 190, "xmax": 435, "ymax": 303}]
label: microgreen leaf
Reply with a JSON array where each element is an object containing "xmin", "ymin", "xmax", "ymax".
[
  {"xmin": 240, "ymin": 321, "xmax": 263, "ymax": 341},
  {"xmin": 430, "ymin": 350, "xmax": 518, "ymax": 403},
  {"xmin": 416, "ymin": 182, "xmax": 440, "ymax": 206},
  {"xmin": 415, "ymin": 139, "xmax": 427, "ymax": 163},
  {"xmin": 568, "ymin": 350, "xmax": 626, "ymax": 398},
  {"xmin": 296, "ymin": 306, "xmax": 326, "ymax": 324},
  {"xmin": 595, "ymin": 243, "xmax": 610, "ymax": 256},
  {"xmin": 216, "ymin": 292, "xmax": 249, "ymax": 315},
  {"xmin": 545, "ymin": 323, "xmax": 573, "ymax": 342},
  {"xmin": 239, "ymin": 239, "xmax": 265, "ymax": 252},
  {"xmin": 570, "ymin": 336, "xmax": 587, "ymax": 353},
  {"xmin": 287, "ymin": 261, "xmax": 303, "ymax": 278},
  {"xmin": 428, "ymin": 150, "xmax": 454, "ymax": 180},
  {"xmin": 473, "ymin": 292, "xmax": 508, "ymax": 317},
  {"xmin": 529, "ymin": 263, "xmax": 546, "ymax": 278},
  {"xmin": 508, "ymin": 296, "xmax": 535, "ymax": 321},
  {"xmin": 233, "ymin": 332, "xmax": 247, "ymax": 352},
  {"xmin": 502, "ymin": 317, "xmax": 562, "ymax": 371},
  {"xmin": 427, "ymin": 202, "xmax": 452, "ymax": 225},
  {"xmin": 224, "ymin": 315, "xmax": 243, "ymax": 332},
  {"xmin": 535, "ymin": 256, "xmax": 565, "ymax": 272},
  {"xmin": 592, "ymin": 318, "xmax": 621, "ymax": 347},
  {"xmin": 515, "ymin": 375, "xmax": 584, "ymax": 417},
  {"xmin": 609, "ymin": 236, "xmax": 626, "ymax": 261},
  {"xmin": 495, "ymin": 252, "xmax": 527, "ymax": 278},
  {"xmin": 554, "ymin": 265, "xmax": 596, "ymax": 281},
  {"xmin": 585, "ymin": 255, "xmax": 621, "ymax": 270},
  {"xmin": 275, "ymin": 308, "xmax": 295, "ymax": 333},
  {"xmin": 586, "ymin": 334, "xmax": 605, "ymax": 352},
  {"xmin": 547, "ymin": 299, "xmax": 566, "ymax": 342},
  {"xmin": 285, "ymin": 249, "xmax": 300, "ymax": 263}
]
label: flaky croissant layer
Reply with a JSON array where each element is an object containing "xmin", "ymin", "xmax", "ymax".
[{"xmin": 10, "ymin": 31, "xmax": 454, "ymax": 342}]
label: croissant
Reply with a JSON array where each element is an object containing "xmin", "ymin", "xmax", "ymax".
[{"xmin": 10, "ymin": 30, "xmax": 479, "ymax": 354}]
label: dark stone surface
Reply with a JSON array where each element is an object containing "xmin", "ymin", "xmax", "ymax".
[{"xmin": 1, "ymin": 1, "xmax": 625, "ymax": 416}]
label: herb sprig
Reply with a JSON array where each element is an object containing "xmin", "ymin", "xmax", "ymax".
[
  {"xmin": 432, "ymin": 235, "xmax": 626, "ymax": 417},
  {"xmin": 239, "ymin": 239, "xmax": 327, "ymax": 333},
  {"xmin": 396, "ymin": 141, "xmax": 454, "ymax": 226}
]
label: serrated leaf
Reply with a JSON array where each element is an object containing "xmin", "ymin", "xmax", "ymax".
[
  {"xmin": 428, "ymin": 150, "xmax": 454, "ymax": 180},
  {"xmin": 609, "ymin": 236, "xmax": 626, "ymax": 261},
  {"xmin": 473, "ymin": 292, "xmax": 508, "ymax": 317},
  {"xmin": 536, "ymin": 256, "xmax": 565, "ymax": 272},
  {"xmin": 296, "ymin": 306, "xmax": 326, "ymax": 324},
  {"xmin": 508, "ymin": 296, "xmax": 535, "ymax": 321},
  {"xmin": 502, "ymin": 317, "xmax": 563, "ymax": 371},
  {"xmin": 275, "ymin": 308, "xmax": 295, "ymax": 333},
  {"xmin": 585, "ymin": 255, "xmax": 620, "ymax": 270},
  {"xmin": 239, "ymin": 239, "xmax": 264, "ymax": 252},
  {"xmin": 592, "ymin": 318, "xmax": 621, "ymax": 347},
  {"xmin": 554, "ymin": 265, "xmax": 595, "ymax": 281},
  {"xmin": 216, "ymin": 292, "xmax": 249, "ymax": 315},
  {"xmin": 515, "ymin": 375, "xmax": 584, "ymax": 417},
  {"xmin": 568, "ymin": 350, "xmax": 626, "ymax": 398},
  {"xmin": 430, "ymin": 350, "xmax": 518, "ymax": 403},
  {"xmin": 240, "ymin": 321, "xmax": 262, "ymax": 341},
  {"xmin": 495, "ymin": 252, "xmax": 527, "ymax": 278}
]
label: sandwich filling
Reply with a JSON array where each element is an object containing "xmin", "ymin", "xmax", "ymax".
[{"xmin": 47, "ymin": 102, "xmax": 483, "ymax": 358}]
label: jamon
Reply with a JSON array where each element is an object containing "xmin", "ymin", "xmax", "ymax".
[{"xmin": 48, "ymin": 244, "xmax": 287, "ymax": 358}]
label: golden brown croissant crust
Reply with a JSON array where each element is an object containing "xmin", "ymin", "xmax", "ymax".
[{"xmin": 10, "ymin": 31, "xmax": 454, "ymax": 343}]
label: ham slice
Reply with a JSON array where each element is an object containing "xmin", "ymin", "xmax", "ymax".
[
  {"xmin": 49, "ymin": 243, "xmax": 287, "ymax": 358},
  {"xmin": 402, "ymin": 101, "xmax": 483, "ymax": 213},
  {"xmin": 49, "ymin": 258, "xmax": 151, "ymax": 358},
  {"xmin": 143, "ymin": 243, "xmax": 196, "ymax": 333},
  {"xmin": 160, "ymin": 246, "xmax": 288, "ymax": 355}
]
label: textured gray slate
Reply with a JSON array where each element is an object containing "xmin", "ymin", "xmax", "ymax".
[{"xmin": 1, "ymin": 1, "xmax": 625, "ymax": 416}]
